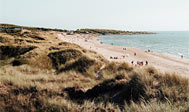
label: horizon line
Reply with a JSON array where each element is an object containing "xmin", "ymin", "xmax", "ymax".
[{"xmin": 1, "ymin": 23, "xmax": 189, "ymax": 32}]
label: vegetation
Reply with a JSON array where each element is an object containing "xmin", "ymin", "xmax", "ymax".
[
  {"xmin": 0, "ymin": 63, "xmax": 188, "ymax": 112},
  {"xmin": 0, "ymin": 23, "xmax": 68, "ymax": 32},
  {"xmin": 0, "ymin": 24, "xmax": 188, "ymax": 112},
  {"xmin": 75, "ymin": 29, "xmax": 154, "ymax": 35}
]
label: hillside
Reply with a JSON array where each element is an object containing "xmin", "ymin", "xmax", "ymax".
[
  {"xmin": 0, "ymin": 24, "xmax": 189, "ymax": 112},
  {"xmin": 75, "ymin": 29, "xmax": 155, "ymax": 35},
  {"xmin": 0, "ymin": 23, "xmax": 68, "ymax": 32}
]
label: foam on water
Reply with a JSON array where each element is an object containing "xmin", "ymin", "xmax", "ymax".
[{"xmin": 99, "ymin": 31, "xmax": 189, "ymax": 59}]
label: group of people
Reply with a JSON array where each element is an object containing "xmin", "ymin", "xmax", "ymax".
[
  {"xmin": 123, "ymin": 48, "xmax": 127, "ymax": 50},
  {"xmin": 145, "ymin": 49, "xmax": 152, "ymax": 53},
  {"xmin": 131, "ymin": 60, "xmax": 148, "ymax": 66},
  {"xmin": 110, "ymin": 56, "xmax": 119, "ymax": 59},
  {"xmin": 110, "ymin": 54, "xmax": 130, "ymax": 60},
  {"xmin": 109, "ymin": 48, "xmax": 150, "ymax": 66}
]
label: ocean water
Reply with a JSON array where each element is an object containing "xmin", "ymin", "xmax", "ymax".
[{"xmin": 99, "ymin": 31, "xmax": 189, "ymax": 59}]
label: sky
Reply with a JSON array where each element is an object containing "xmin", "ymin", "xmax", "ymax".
[{"xmin": 0, "ymin": 0, "xmax": 189, "ymax": 31}]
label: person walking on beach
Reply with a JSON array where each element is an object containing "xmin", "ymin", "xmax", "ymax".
[
  {"xmin": 131, "ymin": 61, "xmax": 134, "ymax": 65},
  {"xmin": 134, "ymin": 52, "xmax": 136, "ymax": 56},
  {"xmin": 137, "ymin": 61, "xmax": 141, "ymax": 66},
  {"xmin": 146, "ymin": 61, "xmax": 148, "ymax": 65},
  {"xmin": 141, "ymin": 61, "xmax": 143, "ymax": 66}
]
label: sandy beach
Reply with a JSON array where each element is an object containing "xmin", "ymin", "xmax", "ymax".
[{"xmin": 58, "ymin": 33, "xmax": 189, "ymax": 77}]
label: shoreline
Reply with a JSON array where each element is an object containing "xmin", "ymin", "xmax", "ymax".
[
  {"xmin": 58, "ymin": 33, "xmax": 189, "ymax": 78},
  {"xmin": 98, "ymin": 33, "xmax": 189, "ymax": 60}
]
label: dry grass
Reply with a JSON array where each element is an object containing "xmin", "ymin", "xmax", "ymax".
[
  {"xmin": 0, "ymin": 58, "xmax": 189, "ymax": 112},
  {"xmin": 124, "ymin": 100, "xmax": 189, "ymax": 112},
  {"xmin": 0, "ymin": 26, "xmax": 189, "ymax": 112}
]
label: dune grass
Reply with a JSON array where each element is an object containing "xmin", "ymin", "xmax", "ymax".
[
  {"xmin": 0, "ymin": 63, "xmax": 188, "ymax": 112},
  {"xmin": 0, "ymin": 26, "xmax": 188, "ymax": 112}
]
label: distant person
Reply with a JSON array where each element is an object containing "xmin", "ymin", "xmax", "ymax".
[
  {"xmin": 181, "ymin": 55, "xmax": 183, "ymax": 59},
  {"xmin": 146, "ymin": 61, "xmax": 148, "ymax": 65},
  {"xmin": 141, "ymin": 61, "xmax": 143, "ymax": 66},
  {"xmin": 131, "ymin": 61, "xmax": 134, "ymax": 65},
  {"xmin": 134, "ymin": 52, "xmax": 136, "ymax": 56},
  {"xmin": 137, "ymin": 61, "xmax": 141, "ymax": 66}
]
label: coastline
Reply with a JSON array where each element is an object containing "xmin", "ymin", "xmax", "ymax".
[{"xmin": 58, "ymin": 33, "xmax": 189, "ymax": 77}]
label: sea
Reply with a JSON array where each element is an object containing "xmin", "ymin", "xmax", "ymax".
[{"xmin": 99, "ymin": 31, "xmax": 189, "ymax": 59}]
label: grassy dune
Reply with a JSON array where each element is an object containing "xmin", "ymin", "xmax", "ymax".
[
  {"xmin": 0, "ymin": 24, "xmax": 188, "ymax": 112},
  {"xmin": 75, "ymin": 29, "xmax": 154, "ymax": 35}
]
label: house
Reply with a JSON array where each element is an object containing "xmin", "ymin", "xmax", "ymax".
[
  {"xmin": 14, "ymin": 27, "xmax": 22, "ymax": 31},
  {"xmin": 66, "ymin": 31, "xmax": 74, "ymax": 35},
  {"xmin": 0, "ymin": 27, "xmax": 22, "ymax": 33},
  {"xmin": 0, "ymin": 27, "xmax": 6, "ymax": 31}
]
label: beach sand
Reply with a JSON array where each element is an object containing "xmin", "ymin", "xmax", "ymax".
[{"xmin": 58, "ymin": 33, "xmax": 189, "ymax": 77}]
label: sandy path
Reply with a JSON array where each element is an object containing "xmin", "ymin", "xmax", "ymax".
[{"xmin": 58, "ymin": 33, "xmax": 189, "ymax": 78}]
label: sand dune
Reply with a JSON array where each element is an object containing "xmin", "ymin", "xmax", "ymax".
[{"xmin": 58, "ymin": 33, "xmax": 189, "ymax": 77}]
